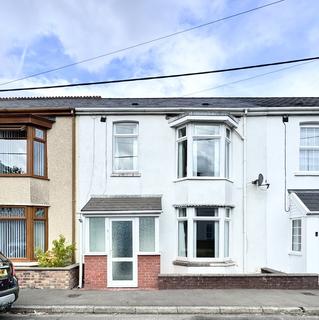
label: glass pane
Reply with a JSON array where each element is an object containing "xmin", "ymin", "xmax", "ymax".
[
  {"xmin": 139, "ymin": 217, "xmax": 155, "ymax": 252},
  {"xmin": 34, "ymin": 221, "xmax": 45, "ymax": 252},
  {"xmin": 112, "ymin": 221, "xmax": 132, "ymax": 258},
  {"xmin": 300, "ymin": 150, "xmax": 319, "ymax": 171},
  {"xmin": 178, "ymin": 127, "xmax": 186, "ymax": 138},
  {"xmin": 195, "ymin": 221, "xmax": 219, "ymax": 258},
  {"xmin": 114, "ymin": 137, "xmax": 137, "ymax": 171},
  {"xmin": 178, "ymin": 221, "xmax": 187, "ymax": 257},
  {"xmin": 225, "ymin": 141, "xmax": 230, "ymax": 178},
  {"xmin": 115, "ymin": 123, "xmax": 137, "ymax": 135},
  {"xmin": 0, "ymin": 136, "xmax": 27, "ymax": 174},
  {"xmin": 0, "ymin": 219, "xmax": 26, "ymax": 258},
  {"xmin": 194, "ymin": 125, "xmax": 219, "ymax": 136},
  {"xmin": 178, "ymin": 208, "xmax": 187, "ymax": 217},
  {"xmin": 193, "ymin": 139, "xmax": 219, "ymax": 176},
  {"xmin": 300, "ymin": 127, "xmax": 319, "ymax": 147},
  {"xmin": 226, "ymin": 128, "xmax": 231, "ymax": 139},
  {"xmin": 178, "ymin": 140, "xmax": 187, "ymax": 178},
  {"xmin": 112, "ymin": 261, "xmax": 133, "ymax": 280},
  {"xmin": 224, "ymin": 221, "xmax": 230, "ymax": 257},
  {"xmin": 89, "ymin": 218, "xmax": 105, "ymax": 252},
  {"xmin": 35, "ymin": 129, "xmax": 44, "ymax": 139},
  {"xmin": 196, "ymin": 208, "xmax": 218, "ymax": 217},
  {"xmin": 33, "ymin": 141, "xmax": 45, "ymax": 176},
  {"xmin": 35, "ymin": 208, "xmax": 45, "ymax": 218},
  {"xmin": 0, "ymin": 207, "xmax": 25, "ymax": 217},
  {"xmin": 225, "ymin": 208, "xmax": 231, "ymax": 218}
]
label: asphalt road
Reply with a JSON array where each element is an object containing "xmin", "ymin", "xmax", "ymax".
[{"xmin": 2, "ymin": 314, "xmax": 319, "ymax": 320}]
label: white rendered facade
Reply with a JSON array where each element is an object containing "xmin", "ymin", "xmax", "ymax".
[{"xmin": 76, "ymin": 101, "xmax": 319, "ymax": 283}]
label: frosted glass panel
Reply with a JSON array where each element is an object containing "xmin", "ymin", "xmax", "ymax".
[
  {"xmin": 89, "ymin": 218, "xmax": 105, "ymax": 252},
  {"xmin": 112, "ymin": 221, "xmax": 132, "ymax": 257},
  {"xmin": 139, "ymin": 217, "xmax": 155, "ymax": 252},
  {"xmin": 34, "ymin": 221, "xmax": 45, "ymax": 251},
  {"xmin": 112, "ymin": 262, "xmax": 133, "ymax": 280},
  {"xmin": 224, "ymin": 221, "xmax": 229, "ymax": 257},
  {"xmin": 33, "ymin": 141, "xmax": 45, "ymax": 176},
  {"xmin": 178, "ymin": 221, "xmax": 187, "ymax": 257}
]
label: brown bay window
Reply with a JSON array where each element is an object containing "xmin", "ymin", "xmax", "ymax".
[{"xmin": 0, "ymin": 206, "xmax": 48, "ymax": 261}]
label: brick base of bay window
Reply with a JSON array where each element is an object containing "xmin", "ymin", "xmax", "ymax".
[
  {"xmin": 84, "ymin": 255, "xmax": 107, "ymax": 289},
  {"xmin": 83, "ymin": 255, "xmax": 160, "ymax": 289},
  {"xmin": 138, "ymin": 255, "xmax": 160, "ymax": 289}
]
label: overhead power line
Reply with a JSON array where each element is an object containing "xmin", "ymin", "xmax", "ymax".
[
  {"xmin": 0, "ymin": 56, "xmax": 318, "ymax": 93},
  {"xmin": 0, "ymin": 0, "xmax": 286, "ymax": 87},
  {"xmin": 183, "ymin": 60, "xmax": 316, "ymax": 96}
]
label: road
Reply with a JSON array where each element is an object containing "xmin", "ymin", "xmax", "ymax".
[{"xmin": 1, "ymin": 314, "xmax": 319, "ymax": 320}]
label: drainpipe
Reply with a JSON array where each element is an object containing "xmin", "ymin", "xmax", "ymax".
[
  {"xmin": 243, "ymin": 109, "xmax": 248, "ymax": 272},
  {"xmin": 78, "ymin": 214, "xmax": 83, "ymax": 288}
]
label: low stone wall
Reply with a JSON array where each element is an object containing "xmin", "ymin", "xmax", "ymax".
[
  {"xmin": 15, "ymin": 264, "xmax": 79, "ymax": 289},
  {"xmin": 158, "ymin": 273, "xmax": 319, "ymax": 290}
]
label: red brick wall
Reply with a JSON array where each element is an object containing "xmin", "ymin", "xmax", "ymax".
[
  {"xmin": 158, "ymin": 274, "xmax": 319, "ymax": 290},
  {"xmin": 84, "ymin": 255, "xmax": 107, "ymax": 289},
  {"xmin": 138, "ymin": 255, "xmax": 160, "ymax": 289}
]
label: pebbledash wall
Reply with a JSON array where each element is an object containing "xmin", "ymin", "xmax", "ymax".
[{"xmin": 75, "ymin": 99, "xmax": 319, "ymax": 289}]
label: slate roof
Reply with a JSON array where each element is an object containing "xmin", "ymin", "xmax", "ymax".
[
  {"xmin": 81, "ymin": 195, "xmax": 162, "ymax": 213},
  {"xmin": 1, "ymin": 96, "xmax": 319, "ymax": 110},
  {"xmin": 290, "ymin": 190, "xmax": 319, "ymax": 212}
]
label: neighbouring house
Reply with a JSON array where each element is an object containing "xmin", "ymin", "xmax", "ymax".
[
  {"xmin": 76, "ymin": 97, "xmax": 319, "ymax": 289},
  {"xmin": 0, "ymin": 97, "xmax": 77, "ymax": 265}
]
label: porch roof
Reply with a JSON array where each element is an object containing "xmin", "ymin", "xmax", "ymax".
[
  {"xmin": 81, "ymin": 195, "xmax": 162, "ymax": 213},
  {"xmin": 289, "ymin": 189, "xmax": 319, "ymax": 214}
]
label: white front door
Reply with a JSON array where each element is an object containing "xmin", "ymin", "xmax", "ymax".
[{"xmin": 108, "ymin": 219, "xmax": 137, "ymax": 287}]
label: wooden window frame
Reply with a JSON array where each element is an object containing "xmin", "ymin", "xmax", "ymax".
[
  {"xmin": 0, "ymin": 126, "xmax": 48, "ymax": 179},
  {"xmin": 0, "ymin": 206, "xmax": 48, "ymax": 262}
]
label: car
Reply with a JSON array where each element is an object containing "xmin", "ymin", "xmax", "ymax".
[{"xmin": 0, "ymin": 252, "xmax": 19, "ymax": 311}]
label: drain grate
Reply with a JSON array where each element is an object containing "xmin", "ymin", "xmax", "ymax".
[{"xmin": 67, "ymin": 293, "xmax": 81, "ymax": 298}]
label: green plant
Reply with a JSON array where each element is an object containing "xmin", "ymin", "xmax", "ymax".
[{"xmin": 35, "ymin": 235, "xmax": 75, "ymax": 267}]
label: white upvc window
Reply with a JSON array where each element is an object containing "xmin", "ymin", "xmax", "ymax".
[
  {"xmin": 177, "ymin": 207, "xmax": 231, "ymax": 260},
  {"xmin": 176, "ymin": 123, "xmax": 231, "ymax": 179},
  {"xmin": 291, "ymin": 219, "xmax": 302, "ymax": 252},
  {"xmin": 300, "ymin": 126, "xmax": 319, "ymax": 171},
  {"xmin": 113, "ymin": 122, "xmax": 138, "ymax": 172}
]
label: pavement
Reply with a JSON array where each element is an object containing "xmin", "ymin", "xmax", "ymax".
[{"xmin": 10, "ymin": 288, "xmax": 319, "ymax": 316}]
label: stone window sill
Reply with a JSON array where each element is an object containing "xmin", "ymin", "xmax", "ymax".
[
  {"xmin": 111, "ymin": 172, "xmax": 141, "ymax": 177},
  {"xmin": 173, "ymin": 259, "xmax": 236, "ymax": 267},
  {"xmin": 294, "ymin": 171, "xmax": 319, "ymax": 176}
]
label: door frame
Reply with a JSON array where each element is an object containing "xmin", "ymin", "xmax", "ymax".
[{"xmin": 107, "ymin": 217, "xmax": 138, "ymax": 287}]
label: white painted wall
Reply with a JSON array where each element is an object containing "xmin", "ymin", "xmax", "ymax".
[{"xmin": 77, "ymin": 112, "xmax": 319, "ymax": 275}]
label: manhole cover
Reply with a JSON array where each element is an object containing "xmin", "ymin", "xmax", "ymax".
[
  {"xmin": 301, "ymin": 292, "xmax": 316, "ymax": 296},
  {"xmin": 67, "ymin": 294, "xmax": 81, "ymax": 298}
]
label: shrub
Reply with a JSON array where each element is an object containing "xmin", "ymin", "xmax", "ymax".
[{"xmin": 36, "ymin": 235, "xmax": 75, "ymax": 267}]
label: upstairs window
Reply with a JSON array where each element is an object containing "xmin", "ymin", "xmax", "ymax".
[
  {"xmin": 300, "ymin": 126, "xmax": 319, "ymax": 171},
  {"xmin": 0, "ymin": 126, "xmax": 47, "ymax": 177},
  {"xmin": 113, "ymin": 122, "xmax": 138, "ymax": 172},
  {"xmin": 176, "ymin": 123, "xmax": 231, "ymax": 178}
]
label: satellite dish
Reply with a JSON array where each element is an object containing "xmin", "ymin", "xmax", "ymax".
[{"xmin": 257, "ymin": 173, "xmax": 264, "ymax": 186}]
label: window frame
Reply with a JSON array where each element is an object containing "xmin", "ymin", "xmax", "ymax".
[
  {"xmin": 0, "ymin": 125, "xmax": 48, "ymax": 178},
  {"xmin": 291, "ymin": 218, "xmax": 302, "ymax": 253},
  {"xmin": 299, "ymin": 125, "xmax": 319, "ymax": 172},
  {"xmin": 176, "ymin": 123, "xmax": 231, "ymax": 179},
  {"xmin": 0, "ymin": 206, "xmax": 48, "ymax": 261},
  {"xmin": 112, "ymin": 121, "xmax": 139, "ymax": 173},
  {"xmin": 176, "ymin": 207, "xmax": 231, "ymax": 261}
]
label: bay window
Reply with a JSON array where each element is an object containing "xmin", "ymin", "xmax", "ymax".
[
  {"xmin": 0, "ymin": 126, "xmax": 47, "ymax": 177},
  {"xmin": 0, "ymin": 206, "xmax": 48, "ymax": 261},
  {"xmin": 176, "ymin": 123, "xmax": 231, "ymax": 178},
  {"xmin": 300, "ymin": 126, "xmax": 319, "ymax": 171},
  {"xmin": 177, "ymin": 207, "xmax": 231, "ymax": 260},
  {"xmin": 113, "ymin": 122, "xmax": 138, "ymax": 172}
]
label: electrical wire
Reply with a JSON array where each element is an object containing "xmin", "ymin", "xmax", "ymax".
[
  {"xmin": 0, "ymin": 0, "xmax": 286, "ymax": 87},
  {"xmin": 0, "ymin": 55, "xmax": 318, "ymax": 93},
  {"xmin": 183, "ymin": 60, "xmax": 316, "ymax": 96}
]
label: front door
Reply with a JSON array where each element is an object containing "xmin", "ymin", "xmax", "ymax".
[{"xmin": 108, "ymin": 219, "xmax": 137, "ymax": 287}]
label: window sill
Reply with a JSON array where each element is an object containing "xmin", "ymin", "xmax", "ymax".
[
  {"xmin": 137, "ymin": 252, "xmax": 161, "ymax": 256},
  {"xmin": 173, "ymin": 259, "xmax": 236, "ymax": 267},
  {"xmin": 174, "ymin": 177, "xmax": 233, "ymax": 183},
  {"xmin": 84, "ymin": 252, "xmax": 107, "ymax": 256},
  {"xmin": 288, "ymin": 251, "xmax": 302, "ymax": 256},
  {"xmin": 0, "ymin": 174, "xmax": 49, "ymax": 181},
  {"xmin": 111, "ymin": 172, "xmax": 141, "ymax": 177},
  {"xmin": 294, "ymin": 171, "xmax": 319, "ymax": 176}
]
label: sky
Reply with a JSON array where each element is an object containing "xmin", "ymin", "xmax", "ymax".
[{"xmin": 0, "ymin": 0, "xmax": 318, "ymax": 98}]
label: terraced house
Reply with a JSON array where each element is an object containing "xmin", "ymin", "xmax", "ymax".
[
  {"xmin": 0, "ymin": 97, "xmax": 76, "ymax": 264},
  {"xmin": 1, "ymin": 96, "xmax": 319, "ymax": 290}
]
